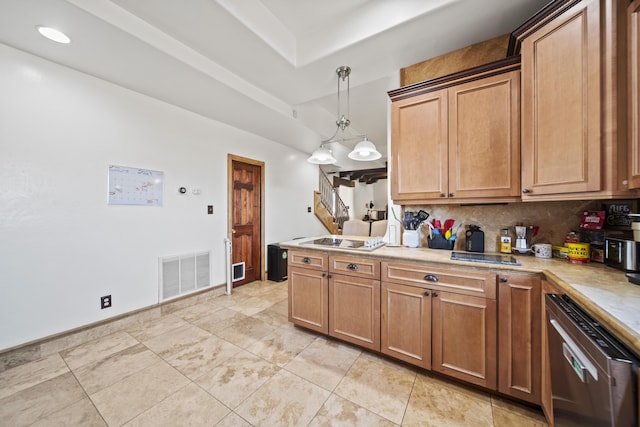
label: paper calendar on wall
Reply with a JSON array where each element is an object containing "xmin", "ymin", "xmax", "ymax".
[{"xmin": 108, "ymin": 165, "xmax": 164, "ymax": 206}]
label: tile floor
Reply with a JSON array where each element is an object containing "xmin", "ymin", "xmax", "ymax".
[{"xmin": 0, "ymin": 280, "xmax": 549, "ymax": 426}]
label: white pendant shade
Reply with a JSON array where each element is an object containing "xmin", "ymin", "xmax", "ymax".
[
  {"xmin": 307, "ymin": 146, "xmax": 336, "ymax": 164},
  {"xmin": 348, "ymin": 137, "xmax": 381, "ymax": 161}
]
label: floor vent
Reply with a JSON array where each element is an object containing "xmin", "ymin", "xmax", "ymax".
[{"xmin": 159, "ymin": 251, "xmax": 210, "ymax": 301}]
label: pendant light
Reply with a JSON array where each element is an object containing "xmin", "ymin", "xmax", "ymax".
[{"xmin": 307, "ymin": 66, "xmax": 381, "ymax": 163}]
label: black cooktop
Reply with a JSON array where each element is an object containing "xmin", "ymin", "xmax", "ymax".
[{"xmin": 450, "ymin": 251, "xmax": 521, "ymax": 266}]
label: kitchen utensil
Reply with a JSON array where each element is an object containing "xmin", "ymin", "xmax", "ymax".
[
  {"xmin": 445, "ymin": 229, "xmax": 452, "ymax": 240},
  {"xmin": 443, "ymin": 219, "xmax": 455, "ymax": 232},
  {"xmin": 513, "ymin": 224, "xmax": 539, "ymax": 253},
  {"xmin": 417, "ymin": 210, "xmax": 430, "ymax": 222}
]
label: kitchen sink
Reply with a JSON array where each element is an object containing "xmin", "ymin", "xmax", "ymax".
[{"xmin": 450, "ymin": 251, "xmax": 521, "ymax": 266}]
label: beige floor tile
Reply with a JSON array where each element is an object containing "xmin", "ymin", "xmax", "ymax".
[
  {"xmin": 170, "ymin": 301, "xmax": 223, "ymax": 323},
  {"xmin": 0, "ymin": 353, "xmax": 69, "ymax": 400},
  {"xmin": 192, "ymin": 308, "xmax": 249, "ymax": 334},
  {"xmin": 245, "ymin": 326, "xmax": 316, "ymax": 366},
  {"xmin": 235, "ymin": 369, "xmax": 331, "ymax": 426},
  {"xmin": 491, "ymin": 396, "xmax": 548, "ymax": 427},
  {"xmin": 285, "ymin": 336, "xmax": 361, "ymax": 391},
  {"xmin": 142, "ymin": 324, "xmax": 211, "ymax": 358},
  {"xmin": 124, "ymin": 383, "xmax": 230, "ymax": 427},
  {"xmin": 126, "ymin": 314, "xmax": 188, "ymax": 342},
  {"xmin": 402, "ymin": 373, "xmax": 493, "ymax": 427},
  {"xmin": 228, "ymin": 295, "xmax": 280, "ymax": 316},
  {"xmin": 0, "ymin": 372, "xmax": 86, "ymax": 426},
  {"xmin": 215, "ymin": 412, "xmax": 252, "ymax": 426},
  {"xmin": 194, "ymin": 349, "xmax": 280, "ymax": 409},
  {"xmin": 334, "ymin": 353, "xmax": 416, "ymax": 424},
  {"xmin": 72, "ymin": 343, "xmax": 161, "ymax": 394},
  {"xmin": 309, "ymin": 394, "xmax": 398, "ymax": 427},
  {"xmin": 164, "ymin": 335, "xmax": 242, "ymax": 380},
  {"xmin": 252, "ymin": 305, "xmax": 290, "ymax": 328},
  {"xmin": 214, "ymin": 317, "xmax": 276, "ymax": 349},
  {"xmin": 30, "ymin": 397, "xmax": 106, "ymax": 427},
  {"xmin": 89, "ymin": 360, "xmax": 190, "ymax": 426},
  {"xmin": 60, "ymin": 331, "xmax": 139, "ymax": 371}
]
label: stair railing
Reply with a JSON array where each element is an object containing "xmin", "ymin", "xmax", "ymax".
[{"xmin": 319, "ymin": 169, "xmax": 349, "ymax": 229}]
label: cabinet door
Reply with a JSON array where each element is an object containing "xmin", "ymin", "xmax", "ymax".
[
  {"xmin": 629, "ymin": 0, "xmax": 640, "ymax": 188},
  {"xmin": 432, "ymin": 290, "xmax": 497, "ymax": 389},
  {"xmin": 498, "ymin": 274, "xmax": 541, "ymax": 404},
  {"xmin": 448, "ymin": 70, "xmax": 520, "ymax": 199},
  {"xmin": 381, "ymin": 282, "xmax": 431, "ymax": 369},
  {"xmin": 288, "ymin": 266, "xmax": 328, "ymax": 334},
  {"xmin": 390, "ymin": 89, "xmax": 448, "ymax": 202},
  {"xmin": 329, "ymin": 274, "xmax": 380, "ymax": 351},
  {"xmin": 521, "ymin": 0, "xmax": 601, "ymax": 197}
]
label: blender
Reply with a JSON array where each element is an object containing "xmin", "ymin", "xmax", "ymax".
[{"xmin": 513, "ymin": 225, "xmax": 539, "ymax": 253}]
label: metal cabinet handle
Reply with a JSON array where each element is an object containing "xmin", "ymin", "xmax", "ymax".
[
  {"xmin": 449, "ymin": 193, "xmax": 455, "ymax": 197},
  {"xmin": 327, "ymin": 273, "xmax": 332, "ymax": 279},
  {"xmin": 500, "ymin": 277, "xmax": 508, "ymax": 283},
  {"xmin": 522, "ymin": 188, "xmax": 531, "ymax": 194},
  {"xmin": 302, "ymin": 257, "xmax": 311, "ymax": 264},
  {"xmin": 347, "ymin": 263, "xmax": 359, "ymax": 271},
  {"xmin": 424, "ymin": 274, "xmax": 439, "ymax": 282},
  {"xmin": 424, "ymin": 291, "xmax": 430, "ymax": 296},
  {"xmin": 433, "ymin": 292, "xmax": 439, "ymax": 297},
  {"xmin": 440, "ymin": 193, "xmax": 446, "ymax": 197}
]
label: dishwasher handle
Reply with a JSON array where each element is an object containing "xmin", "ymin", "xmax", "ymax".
[{"xmin": 550, "ymin": 318, "xmax": 598, "ymax": 382}]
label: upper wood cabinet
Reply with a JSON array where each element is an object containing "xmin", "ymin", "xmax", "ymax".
[
  {"xmin": 389, "ymin": 59, "xmax": 521, "ymax": 204},
  {"xmin": 516, "ymin": 0, "xmax": 637, "ymax": 200},
  {"xmin": 629, "ymin": 0, "xmax": 640, "ymax": 188}
]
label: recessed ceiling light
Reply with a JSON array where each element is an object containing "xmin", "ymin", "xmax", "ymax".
[{"xmin": 36, "ymin": 26, "xmax": 71, "ymax": 44}]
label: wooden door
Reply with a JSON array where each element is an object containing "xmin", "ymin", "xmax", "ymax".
[
  {"xmin": 521, "ymin": 0, "xmax": 601, "ymax": 197},
  {"xmin": 629, "ymin": 0, "xmax": 640, "ymax": 188},
  {"xmin": 390, "ymin": 89, "xmax": 448, "ymax": 202},
  {"xmin": 329, "ymin": 274, "xmax": 380, "ymax": 351},
  {"xmin": 229, "ymin": 155, "xmax": 263, "ymax": 287},
  {"xmin": 431, "ymin": 290, "xmax": 497, "ymax": 390},
  {"xmin": 498, "ymin": 274, "xmax": 541, "ymax": 404},
  {"xmin": 448, "ymin": 70, "xmax": 520, "ymax": 199},
  {"xmin": 381, "ymin": 281, "xmax": 431, "ymax": 369}
]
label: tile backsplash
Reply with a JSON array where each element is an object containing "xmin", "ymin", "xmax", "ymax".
[{"xmin": 404, "ymin": 200, "xmax": 637, "ymax": 252}]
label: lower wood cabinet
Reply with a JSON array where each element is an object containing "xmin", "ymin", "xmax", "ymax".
[
  {"xmin": 381, "ymin": 261, "xmax": 497, "ymax": 390},
  {"xmin": 287, "ymin": 252, "xmax": 547, "ymax": 400},
  {"xmin": 432, "ymin": 290, "xmax": 497, "ymax": 389},
  {"xmin": 288, "ymin": 266, "xmax": 328, "ymax": 334},
  {"xmin": 498, "ymin": 273, "xmax": 541, "ymax": 404},
  {"xmin": 329, "ymin": 274, "xmax": 380, "ymax": 351},
  {"xmin": 381, "ymin": 281, "xmax": 431, "ymax": 368}
]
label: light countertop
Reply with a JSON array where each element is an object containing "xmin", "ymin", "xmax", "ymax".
[{"xmin": 281, "ymin": 236, "xmax": 640, "ymax": 356}]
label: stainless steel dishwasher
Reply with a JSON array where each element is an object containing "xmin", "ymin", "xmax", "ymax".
[{"xmin": 545, "ymin": 294, "xmax": 638, "ymax": 426}]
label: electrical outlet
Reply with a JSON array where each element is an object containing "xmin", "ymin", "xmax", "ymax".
[
  {"xmin": 207, "ymin": 205, "xmax": 214, "ymax": 214},
  {"xmin": 100, "ymin": 295, "xmax": 112, "ymax": 309}
]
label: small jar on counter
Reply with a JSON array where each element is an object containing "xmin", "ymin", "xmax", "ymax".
[{"xmin": 500, "ymin": 228, "xmax": 512, "ymax": 254}]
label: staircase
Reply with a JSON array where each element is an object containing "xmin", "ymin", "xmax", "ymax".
[{"xmin": 314, "ymin": 169, "xmax": 349, "ymax": 234}]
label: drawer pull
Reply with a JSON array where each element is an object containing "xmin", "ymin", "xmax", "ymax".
[
  {"xmin": 433, "ymin": 292, "xmax": 439, "ymax": 297},
  {"xmin": 424, "ymin": 274, "xmax": 439, "ymax": 282},
  {"xmin": 500, "ymin": 277, "xmax": 508, "ymax": 283},
  {"xmin": 347, "ymin": 263, "xmax": 359, "ymax": 271},
  {"xmin": 424, "ymin": 291, "xmax": 430, "ymax": 296},
  {"xmin": 302, "ymin": 257, "xmax": 311, "ymax": 264}
]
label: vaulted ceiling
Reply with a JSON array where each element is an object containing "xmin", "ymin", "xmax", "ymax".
[{"xmin": 0, "ymin": 0, "xmax": 549, "ymax": 170}]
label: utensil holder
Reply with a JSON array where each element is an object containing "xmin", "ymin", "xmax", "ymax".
[{"xmin": 427, "ymin": 234, "xmax": 455, "ymax": 250}]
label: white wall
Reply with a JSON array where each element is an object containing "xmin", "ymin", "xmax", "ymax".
[{"xmin": 0, "ymin": 44, "xmax": 326, "ymax": 351}]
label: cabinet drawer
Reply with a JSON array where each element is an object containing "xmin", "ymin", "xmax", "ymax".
[
  {"xmin": 382, "ymin": 261, "xmax": 496, "ymax": 299},
  {"xmin": 329, "ymin": 255, "xmax": 380, "ymax": 279},
  {"xmin": 288, "ymin": 250, "xmax": 327, "ymax": 271}
]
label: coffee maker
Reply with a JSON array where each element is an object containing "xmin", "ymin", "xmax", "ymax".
[{"xmin": 513, "ymin": 225, "xmax": 539, "ymax": 253}]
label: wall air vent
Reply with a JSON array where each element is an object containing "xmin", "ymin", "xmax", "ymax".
[{"xmin": 159, "ymin": 251, "xmax": 210, "ymax": 301}]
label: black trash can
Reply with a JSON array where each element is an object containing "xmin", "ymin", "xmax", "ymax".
[{"xmin": 267, "ymin": 243, "xmax": 288, "ymax": 282}]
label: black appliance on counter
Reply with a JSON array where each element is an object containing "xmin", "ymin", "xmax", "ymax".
[{"xmin": 267, "ymin": 243, "xmax": 288, "ymax": 282}]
